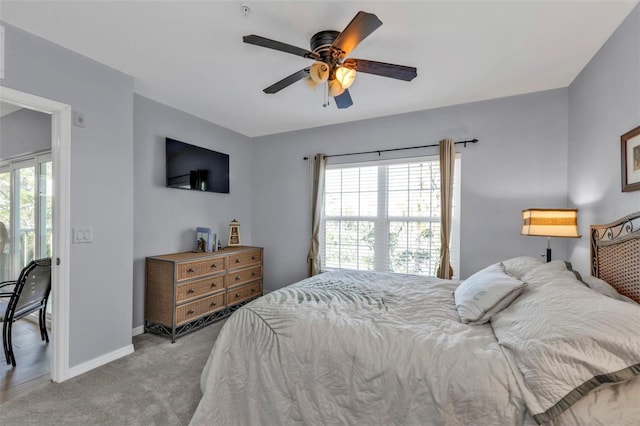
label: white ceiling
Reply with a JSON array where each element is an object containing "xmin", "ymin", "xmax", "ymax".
[{"xmin": 0, "ymin": 1, "xmax": 637, "ymax": 137}]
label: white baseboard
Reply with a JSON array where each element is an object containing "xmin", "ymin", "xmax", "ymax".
[
  {"xmin": 132, "ymin": 325, "xmax": 144, "ymax": 336},
  {"xmin": 66, "ymin": 344, "xmax": 134, "ymax": 380}
]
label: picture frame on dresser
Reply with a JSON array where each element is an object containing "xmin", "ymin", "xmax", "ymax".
[{"xmin": 621, "ymin": 124, "xmax": 640, "ymax": 192}]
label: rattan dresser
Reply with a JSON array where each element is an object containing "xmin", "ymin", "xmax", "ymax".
[{"xmin": 145, "ymin": 246, "xmax": 263, "ymax": 342}]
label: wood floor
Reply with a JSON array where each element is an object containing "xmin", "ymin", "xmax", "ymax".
[{"xmin": 0, "ymin": 319, "xmax": 51, "ymax": 403}]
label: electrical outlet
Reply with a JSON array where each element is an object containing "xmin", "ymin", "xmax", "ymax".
[{"xmin": 72, "ymin": 110, "xmax": 86, "ymax": 128}]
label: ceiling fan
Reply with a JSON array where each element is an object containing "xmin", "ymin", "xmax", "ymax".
[{"xmin": 242, "ymin": 11, "xmax": 417, "ymax": 109}]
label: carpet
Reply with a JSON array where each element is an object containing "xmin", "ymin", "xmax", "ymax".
[{"xmin": 0, "ymin": 320, "xmax": 225, "ymax": 425}]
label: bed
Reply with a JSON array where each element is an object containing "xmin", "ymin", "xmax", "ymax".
[{"xmin": 190, "ymin": 212, "xmax": 640, "ymax": 425}]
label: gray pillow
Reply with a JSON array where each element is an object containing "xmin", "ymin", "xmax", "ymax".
[{"xmin": 580, "ymin": 274, "xmax": 638, "ymax": 304}]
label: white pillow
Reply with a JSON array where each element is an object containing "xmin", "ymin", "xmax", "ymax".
[
  {"xmin": 454, "ymin": 263, "xmax": 527, "ymax": 325},
  {"xmin": 580, "ymin": 275, "xmax": 638, "ymax": 304},
  {"xmin": 500, "ymin": 256, "xmax": 544, "ymax": 279}
]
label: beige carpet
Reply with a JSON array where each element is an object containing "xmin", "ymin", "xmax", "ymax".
[{"xmin": 0, "ymin": 320, "xmax": 225, "ymax": 425}]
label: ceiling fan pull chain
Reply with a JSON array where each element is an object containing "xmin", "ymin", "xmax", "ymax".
[{"xmin": 323, "ymin": 81, "xmax": 330, "ymax": 108}]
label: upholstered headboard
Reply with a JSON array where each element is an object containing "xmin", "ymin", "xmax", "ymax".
[{"xmin": 591, "ymin": 211, "xmax": 640, "ymax": 304}]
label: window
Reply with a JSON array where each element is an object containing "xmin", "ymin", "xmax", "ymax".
[
  {"xmin": 0, "ymin": 153, "xmax": 52, "ymax": 281},
  {"xmin": 322, "ymin": 155, "xmax": 460, "ymax": 278}
]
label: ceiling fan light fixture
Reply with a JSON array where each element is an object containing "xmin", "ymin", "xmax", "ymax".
[
  {"xmin": 305, "ymin": 77, "xmax": 320, "ymax": 90},
  {"xmin": 335, "ymin": 66, "xmax": 356, "ymax": 89},
  {"xmin": 309, "ymin": 61, "xmax": 330, "ymax": 84},
  {"xmin": 328, "ymin": 78, "xmax": 345, "ymax": 97}
]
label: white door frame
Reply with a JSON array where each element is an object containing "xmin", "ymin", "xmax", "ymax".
[{"xmin": 0, "ymin": 86, "xmax": 71, "ymax": 382}]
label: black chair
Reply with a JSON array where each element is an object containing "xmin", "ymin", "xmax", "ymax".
[{"xmin": 0, "ymin": 258, "xmax": 52, "ymax": 367}]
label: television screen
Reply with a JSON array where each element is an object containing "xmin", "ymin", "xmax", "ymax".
[{"xmin": 165, "ymin": 138, "xmax": 229, "ymax": 194}]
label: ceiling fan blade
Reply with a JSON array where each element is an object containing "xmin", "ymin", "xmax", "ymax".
[
  {"xmin": 263, "ymin": 68, "xmax": 310, "ymax": 94},
  {"xmin": 243, "ymin": 35, "xmax": 321, "ymax": 60},
  {"xmin": 334, "ymin": 89, "xmax": 353, "ymax": 109},
  {"xmin": 343, "ymin": 58, "xmax": 417, "ymax": 81},
  {"xmin": 331, "ymin": 11, "xmax": 382, "ymax": 58}
]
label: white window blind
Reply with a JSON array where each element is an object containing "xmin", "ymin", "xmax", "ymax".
[{"xmin": 322, "ymin": 155, "xmax": 461, "ymax": 278}]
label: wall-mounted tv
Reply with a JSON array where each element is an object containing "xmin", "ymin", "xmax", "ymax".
[{"xmin": 165, "ymin": 137, "xmax": 229, "ymax": 194}]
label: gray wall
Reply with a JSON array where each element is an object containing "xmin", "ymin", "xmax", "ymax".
[
  {"xmin": 567, "ymin": 4, "xmax": 640, "ymax": 274},
  {"xmin": 133, "ymin": 95, "xmax": 254, "ymax": 328},
  {"xmin": 4, "ymin": 2, "xmax": 637, "ymax": 367},
  {"xmin": 0, "ymin": 108, "xmax": 51, "ymax": 160},
  {"xmin": 1, "ymin": 22, "xmax": 135, "ymax": 367},
  {"xmin": 252, "ymin": 88, "xmax": 570, "ymax": 290}
]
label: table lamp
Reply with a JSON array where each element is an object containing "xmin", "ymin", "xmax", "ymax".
[{"xmin": 521, "ymin": 208, "xmax": 581, "ymax": 262}]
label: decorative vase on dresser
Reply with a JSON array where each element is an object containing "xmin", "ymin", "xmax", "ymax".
[{"xmin": 144, "ymin": 246, "xmax": 263, "ymax": 342}]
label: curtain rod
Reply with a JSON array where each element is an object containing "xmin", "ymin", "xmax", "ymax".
[{"xmin": 303, "ymin": 139, "xmax": 478, "ymax": 160}]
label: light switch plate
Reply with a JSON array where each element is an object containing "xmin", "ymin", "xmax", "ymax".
[{"xmin": 72, "ymin": 227, "xmax": 93, "ymax": 243}]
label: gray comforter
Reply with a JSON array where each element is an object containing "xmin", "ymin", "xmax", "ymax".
[{"xmin": 190, "ymin": 268, "xmax": 640, "ymax": 425}]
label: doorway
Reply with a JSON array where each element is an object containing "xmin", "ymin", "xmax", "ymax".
[{"xmin": 0, "ymin": 86, "xmax": 71, "ymax": 384}]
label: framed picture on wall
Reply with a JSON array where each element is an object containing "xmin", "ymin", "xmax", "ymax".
[{"xmin": 621, "ymin": 125, "xmax": 640, "ymax": 192}]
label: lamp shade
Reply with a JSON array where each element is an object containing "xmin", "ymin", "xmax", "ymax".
[
  {"xmin": 309, "ymin": 61, "xmax": 329, "ymax": 84},
  {"xmin": 328, "ymin": 78, "xmax": 345, "ymax": 97},
  {"xmin": 335, "ymin": 66, "xmax": 356, "ymax": 89},
  {"xmin": 521, "ymin": 208, "xmax": 581, "ymax": 238}
]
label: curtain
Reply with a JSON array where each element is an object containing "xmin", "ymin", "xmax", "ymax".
[
  {"xmin": 437, "ymin": 139, "xmax": 456, "ymax": 279},
  {"xmin": 307, "ymin": 153, "xmax": 326, "ymax": 276}
]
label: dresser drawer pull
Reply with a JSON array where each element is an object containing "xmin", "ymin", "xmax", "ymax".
[
  {"xmin": 210, "ymin": 301, "xmax": 217, "ymax": 307},
  {"xmin": 188, "ymin": 268, "xmax": 196, "ymax": 273},
  {"xmin": 235, "ymin": 293, "xmax": 241, "ymax": 298},
  {"xmin": 211, "ymin": 283, "xmax": 217, "ymax": 288},
  {"xmin": 251, "ymin": 288, "xmax": 256, "ymax": 293},
  {"xmin": 187, "ymin": 309, "xmax": 195, "ymax": 315},
  {"xmin": 235, "ymin": 259, "xmax": 241, "ymax": 263},
  {"xmin": 252, "ymin": 256, "xmax": 256, "ymax": 260},
  {"xmin": 252, "ymin": 272, "xmax": 256, "ymax": 276},
  {"xmin": 187, "ymin": 288, "xmax": 195, "ymax": 294},
  {"xmin": 235, "ymin": 276, "xmax": 240, "ymax": 281},
  {"xmin": 211, "ymin": 263, "xmax": 217, "ymax": 268}
]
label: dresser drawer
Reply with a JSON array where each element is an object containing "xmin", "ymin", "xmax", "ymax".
[
  {"xmin": 176, "ymin": 257, "xmax": 226, "ymax": 281},
  {"xmin": 176, "ymin": 293, "xmax": 226, "ymax": 325},
  {"xmin": 228, "ymin": 280, "xmax": 262, "ymax": 306},
  {"xmin": 176, "ymin": 275, "xmax": 225, "ymax": 303},
  {"xmin": 228, "ymin": 249, "xmax": 262, "ymax": 270},
  {"xmin": 228, "ymin": 265, "xmax": 262, "ymax": 288}
]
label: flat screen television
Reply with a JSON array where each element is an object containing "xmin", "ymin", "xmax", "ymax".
[{"xmin": 165, "ymin": 137, "xmax": 229, "ymax": 194}]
